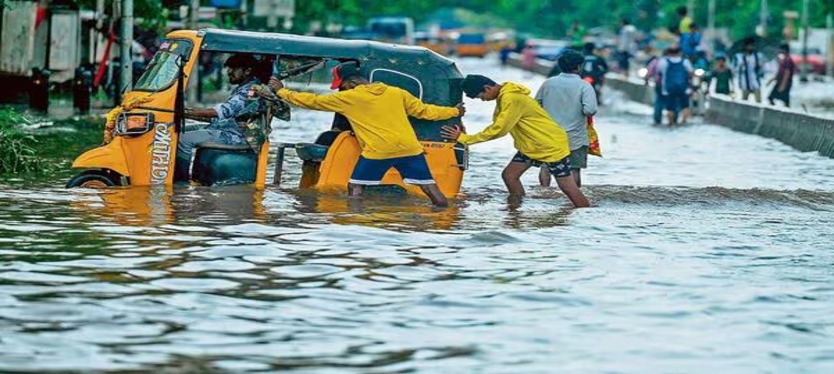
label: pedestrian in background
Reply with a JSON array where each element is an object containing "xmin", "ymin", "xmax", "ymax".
[
  {"xmin": 535, "ymin": 50, "xmax": 598, "ymax": 188},
  {"xmin": 646, "ymin": 48, "xmax": 669, "ymax": 125},
  {"xmin": 733, "ymin": 37, "xmax": 763, "ymax": 103},
  {"xmin": 677, "ymin": 6, "xmax": 693, "ymax": 34},
  {"xmin": 617, "ymin": 19, "xmax": 638, "ymax": 77},
  {"xmin": 581, "ymin": 42, "xmax": 608, "ymax": 104},
  {"xmin": 499, "ymin": 44, "xmax": 513, "ymax": 68},
  {"xmin": 657, "ymin": 46, "xmax": 694, "ymax": 125},
  {"xmin": 680, "ymin": 23, "xmax": 702, "ymax": 58},
  {"xmin": 708, "ymin": 54, "xmax": 734, "ymax": 96},
  {"xmin": 767, "ymin": 43, "xmax": 796, "ymax": 107},
  {"xmin": 521, "ymin": 43, "xmax": 537, "ymax": 76}
]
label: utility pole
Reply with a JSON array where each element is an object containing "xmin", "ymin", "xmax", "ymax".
[
  {"xmin": 800, "ymin": 0, "xmax": 809, "ymax": 82},
  {"xmin": 119, "ymin": 0, "xmax": 133, "ymax": 94},
  {"xmin": 827, "ymin": 13, "xmax": 833, "ymax": 78},
  {"xmin": 707, "ymin": 0, "xmax": 716, "ymax": 55},
  {"xmin": 759, "ymin": 0, "xmax": 768, "ymax": 36},
  {"xmin": 188, "ymin": 0, "xmax": 200, "ymax": 104}
]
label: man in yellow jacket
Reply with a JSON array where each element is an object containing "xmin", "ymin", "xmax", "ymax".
[
  {"xmin": 269, "ymin": 62, "xmax": 464, "ymax": 207},
  {"xmin": 441, "ymin": 75, "xmax": 590, "ymax": 208}
]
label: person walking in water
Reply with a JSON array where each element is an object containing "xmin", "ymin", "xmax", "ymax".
[
  {"xmin": 657, "ymin": 46, "xmax": 693, "ymax": 125},
  {"xmin": 441, "ymin": 75, "xmax": 590, "ymax": 208},
  {"xmin": 269, "ymin": 62, "xmax": 465, "ymax": 207},
  {"xmin": 535, "ymin": 50, "xmax": 598, "ymax": 188}
]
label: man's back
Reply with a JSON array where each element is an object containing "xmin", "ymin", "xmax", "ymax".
[
  {"xmin": 278, "ymin": 82, "xmax": 458, "ymax": 160},
  {"xmin": 536, "ymin": 74, "xmax": 598, "ymax": 151}
]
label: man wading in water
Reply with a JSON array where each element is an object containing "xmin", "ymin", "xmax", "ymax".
[
  {"xmin": 535, "ymin": 50, "xmax": 598, "ymax": 188},
  {"xmin": 269, "ymin": 62, "xmax": 465, "ymax": 207},
  {"xmin": 441, "ymin": 75, "xmax": 590, "ymax": 208}
]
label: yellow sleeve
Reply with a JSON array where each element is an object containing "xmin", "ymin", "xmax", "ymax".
[
  {"xmin": 277, "ymin": 88, "xmax": 353, "ymax": 113},
  {"xmin": 402, "ymin": 89, "xmax": 460, "ymax": 120},
  {"xmin": 457, "ymin": 96, "xmax": 521, "ymax": 145}
]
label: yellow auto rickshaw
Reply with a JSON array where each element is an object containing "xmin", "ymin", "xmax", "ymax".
[{"xmin": 67, "ymin": 28, "xmax": 469, "ymax": 198}]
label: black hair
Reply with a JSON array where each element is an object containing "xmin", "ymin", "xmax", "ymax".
[
  {"xmin": 224, "ymin": 53, "xmax": 258, "ymax": 69},
  {"xmin": 558, "ymin": 50, "xmax": 585, "ymax": 73},
  {"xmin": 462, "ymin": 75, "xmax": 497, "ymax": 98},
  {"xmin": 677, "ymin": 6, "xmax": 688, "ymax": 16}
]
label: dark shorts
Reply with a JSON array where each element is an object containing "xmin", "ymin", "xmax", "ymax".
[
  {"xmin": 350, "ymin": 154, "xmax": 435, "ymax": 185},
  {"xmin": 664, "ymin": 91, "xmax": 690, "ymax": 112},
  {"xmin": 569, "ymin": 146, "xmax": 588, "ymax": 169},
  {"xmin": 512, "ymin": 152, "xmax": 572, "ymax": 178}
]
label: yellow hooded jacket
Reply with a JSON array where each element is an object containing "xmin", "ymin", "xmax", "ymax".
[
  {"xmin": 458, "ymin": 82, "xmax": 571, "ymax": 162},
  {"xmin": 278, "ymin": 83, "xmax": 460, "ymax": 160}
]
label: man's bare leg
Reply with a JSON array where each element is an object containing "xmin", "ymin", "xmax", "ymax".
[
  {"xmin": 539, "ymin": 166, "xmax": 552, "ymax": 187},
  {"xmin": 680, "ymin": 107, "xmax": 691, "ymax": 124},
  {"xmin": 502, "ymin": 161, "xmax": 531, "ymax": 197},
  {"xmin": 571, "ymin": 169, "xmax": 582, "ymax": 188},
  {"xmin": 348, "ymin": 183, "xmax": 365, "ymax": 197},
  {"xmin": 418, "ymin": 183, "xmax": 449, "ymax": 207},
  {"xmin": 555, "ymin": 175, "xmax": 591, "ymax": 207},
  {"xmin": 667, "ymin": 110, "xmax": 677, "ymax": 125}
]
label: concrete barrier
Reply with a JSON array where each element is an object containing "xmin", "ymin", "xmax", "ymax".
[{"xmin": 507, "ymin": 54, "xmax": 834, "ymax": 158}]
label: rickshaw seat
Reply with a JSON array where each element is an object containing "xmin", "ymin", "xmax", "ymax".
[
  {"xmin": 295, "ymin": 143, "xmax": 329, "ymax": 162},
  {"xmin": 195, "ymin": 142, "xmax": 254, "ymax": 152}
]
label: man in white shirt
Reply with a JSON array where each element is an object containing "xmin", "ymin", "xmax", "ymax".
[
  {"xmin": 734, "ymin": 37, "xmax": 763, "ymax": 103},
  {"xmin": 535, "ymin": 50, "xmax": 598, "ymax": 187}
]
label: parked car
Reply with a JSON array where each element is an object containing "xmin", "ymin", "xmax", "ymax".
[{"xmin": 791, "ymin": 48, "xmax": 826, "ymax": 75}]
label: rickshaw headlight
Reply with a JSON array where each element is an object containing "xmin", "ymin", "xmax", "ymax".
[{"xmin": 115, "ymin": 112, "xmax": 155, "ymax": 136}]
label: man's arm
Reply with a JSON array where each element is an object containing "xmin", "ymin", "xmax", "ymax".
[
  {"xmin": 276, "ymin": 88, "xmax": 353, "ymax": 113},
  {"xmin": 185, "ymin": 108, "xmax": 217, "ymax": 122},
  {"xmin": 456, "ymin": 96, "xmax": 522, "ymax": 145},
  {"xmin": 402, "ymin": 90, "xmax": 462, "ymax": 120},
  {"xmin": 534, "ymin": 84, "xmax": 545, "ymax": 106},
  {"xmin": 581, "ymin": 83, "xmax": 598, "ymax": 115}
]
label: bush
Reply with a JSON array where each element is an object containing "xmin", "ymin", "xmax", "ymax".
[{"xmin": 0, "ymin": 108, "xmax": 43, "ymax": 174}]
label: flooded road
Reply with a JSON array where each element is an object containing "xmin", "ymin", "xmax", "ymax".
[{"xmin": 2, "ymin": 58, "xmax": 834, "ymax": 373}]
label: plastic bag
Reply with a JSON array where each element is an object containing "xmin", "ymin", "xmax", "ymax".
[{"xmin": 587, "ymin": 116, "xmax": 602, "ymax": 157}]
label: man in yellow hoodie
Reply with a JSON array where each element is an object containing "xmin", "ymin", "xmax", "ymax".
[
  {"xmin": 268, "ymin": 62, "xmax": 464, "ymax": 207},
  {"xmin": 441, "ymin": 75, "xmax": 590, "ymax": 208}
]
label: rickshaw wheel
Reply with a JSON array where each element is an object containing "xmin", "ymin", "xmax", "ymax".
[{"xmin": 66, "ymin": 170, "xmax": 120, "ymax": 189}]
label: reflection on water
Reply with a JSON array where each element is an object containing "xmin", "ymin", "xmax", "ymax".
[{"xmin": 1, "ymin": 59, "xmax": 834, "ymax": 372}]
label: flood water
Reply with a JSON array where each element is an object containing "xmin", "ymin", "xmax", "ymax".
[{"xmin": 2, "ymin": 58, "xmax": 833, "ymax": 373}]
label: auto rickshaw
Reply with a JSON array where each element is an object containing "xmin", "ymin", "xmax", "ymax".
[{"xmin": 67, "ymin": 28, "xmax": 468, "ymax": 198}]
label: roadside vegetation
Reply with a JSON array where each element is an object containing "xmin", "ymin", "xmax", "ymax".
[
  {"xmin": 0, "ymin": 107, "xmax": 103, "ymax": 182},
  {"xmin": 0, "ymin": 108, "xmax": 42, "ymax": 175}
]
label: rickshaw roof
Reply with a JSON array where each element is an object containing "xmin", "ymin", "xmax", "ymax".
[{"xmin": 197, "ymin": 28, "xmax": 456, "ymax": 69}]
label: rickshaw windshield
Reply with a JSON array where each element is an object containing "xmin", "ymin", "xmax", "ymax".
[{"xmin": 134, "ymin": 39, "xmax": 194, "ymax": 91}]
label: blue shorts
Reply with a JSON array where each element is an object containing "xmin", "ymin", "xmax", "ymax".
[
  {"xmin": 664, "ymin": 91, "xmax": 690, "ymax": 112},
  {"xmin": 350, "ymin": 154, "xmax": 435, "ymax": 186},
  {"xmin": 512, "ymin": 152, "xmax": 572, "ymax": 178}
]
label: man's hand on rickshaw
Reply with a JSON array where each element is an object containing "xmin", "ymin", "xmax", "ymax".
[
  {"xmin": 455, "ymin": 103, "xmax": 466, "ymax": 117},
  {"xmin": 268, "ymin": 77, "xmax": 284, "ymax": 91},
  {"xmin": 441, "ymin": 124, "xmax": 464, "ymax": 141}
]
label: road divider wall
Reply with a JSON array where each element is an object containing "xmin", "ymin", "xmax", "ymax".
[{"xmin": 507, "ymin": 54, "xmax": 834, "ymax": 158}]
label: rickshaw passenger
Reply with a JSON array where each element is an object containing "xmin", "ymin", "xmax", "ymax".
[
  {"xmin": 176, "ymin": 54, "xmax": 265, "ymax": 182},
  {"xmin": 268, "ymin": 62, "xmax": 465, "ymax": 207}
]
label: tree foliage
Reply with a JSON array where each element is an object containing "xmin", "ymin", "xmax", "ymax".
[{"xmin": 292, "ymin": 0, "xmax": 832, "ymax": 40}]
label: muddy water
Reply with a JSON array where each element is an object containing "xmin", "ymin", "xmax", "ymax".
[{"xmin": 1, "ymin": 58, "xmax": 833, "ymax": 373}]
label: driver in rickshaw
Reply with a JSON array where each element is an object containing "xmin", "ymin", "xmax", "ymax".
[{"xmin": 176, "ymin": 53, "xmax": 267, "ymax": 182}]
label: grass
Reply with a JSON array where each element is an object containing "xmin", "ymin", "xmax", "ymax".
[{"xmin": 0, "ymin": 107, "xmax": 104, "ymax": 185}]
